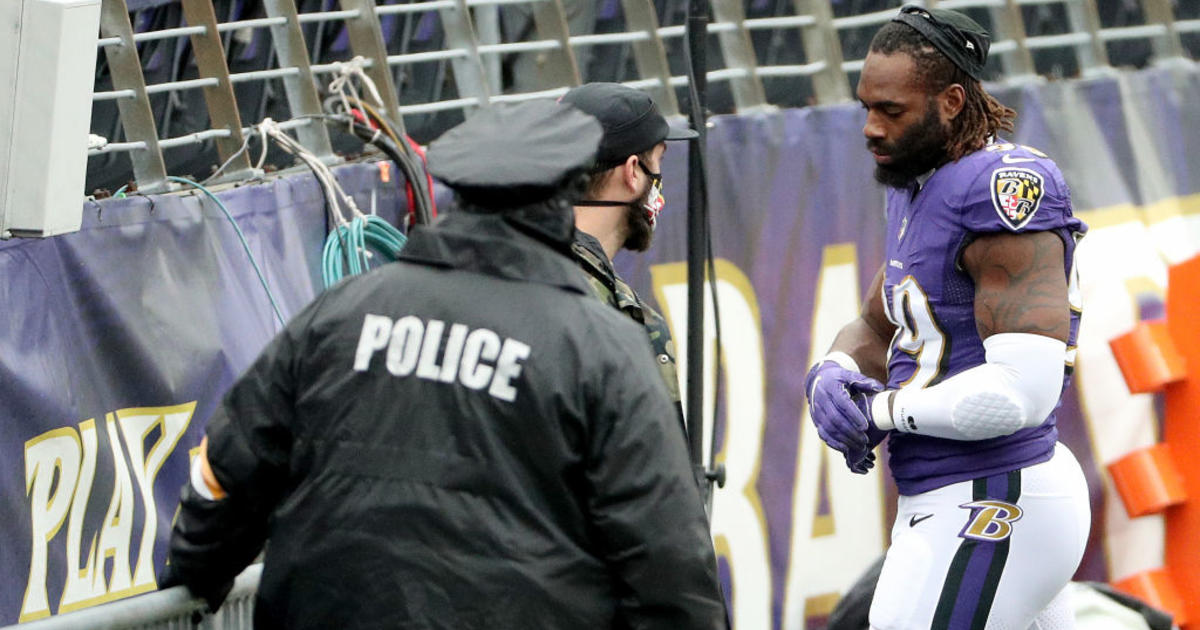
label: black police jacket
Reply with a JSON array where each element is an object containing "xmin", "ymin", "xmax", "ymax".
[{"xmin": 168, "ymin": 210, "xmax": 725, "ymax": 629}]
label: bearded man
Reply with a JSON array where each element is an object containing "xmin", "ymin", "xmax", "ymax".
[
  {"xmin": 560, "ymin": 83, "xmax": 696, "ymax": 436},
  {"xmin": 805, "ymin": 6, "xmax": 1092, "ymax": 629}
]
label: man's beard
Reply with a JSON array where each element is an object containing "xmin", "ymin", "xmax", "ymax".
[
  {"xmin": 621, "ymin": 179, "xmax": 654, "ymax": 252},
  {"xmin": 870, "ymin": 104, "xmax": 950, "ymax": 189}
]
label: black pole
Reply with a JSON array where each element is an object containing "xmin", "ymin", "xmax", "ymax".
[
  {"xmin": 684, "ymin": 0, "xmax": 708, "ymax": 484},
  {"xmin": 684, "ymin": 10, "xmax": 732, "ymax": 628}
]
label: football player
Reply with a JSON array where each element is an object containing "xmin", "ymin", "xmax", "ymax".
[{"xmin": 805, "ymin": 6, "xmax": 1091, "ymax": 630}]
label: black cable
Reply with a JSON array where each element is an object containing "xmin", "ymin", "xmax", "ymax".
[
  {"xmin": 310, "ymin": 112, "xmax": 435, "ymax": 226},
  {"xmin": 354, "ymin": 123, "xmax": 430, "ymax": 224},
  {"xmin": 370, "ymin": 132, "xmax": 432, "ymax": 225}
]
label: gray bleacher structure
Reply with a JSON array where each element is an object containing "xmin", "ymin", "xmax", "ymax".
[{"xmin": 83, "ymin": 0, "xmax": 1199, "ymax": 194}]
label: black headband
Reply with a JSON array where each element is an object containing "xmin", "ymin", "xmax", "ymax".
[{"xmin": 892, "ymin": 5, "xmax": 991, "ymax": 81}]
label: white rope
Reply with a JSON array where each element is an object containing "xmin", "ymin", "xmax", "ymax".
[
  {"xmin": 328, "ymin": 56, "xmax": 386, "ymax": 133},
  {"xmin": 255, "ymin": 122, "xmax": 271, "ymax": 172},
  {"xmin": 257, "ymin": 117, "xmax": 366, "ymax": 224}
]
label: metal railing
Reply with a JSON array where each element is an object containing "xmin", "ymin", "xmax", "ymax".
[
  {"xmin": 85, "ymin": 0, "xmax": 1198, "ymax": 194},
  {"xmin": 3, "ymin": 564, "xmax": 262, "ymax": 630}
]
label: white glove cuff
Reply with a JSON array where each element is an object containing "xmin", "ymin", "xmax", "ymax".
[{"xmin": 823, "ymin": 351, "xmax": 860, "ymax": 373}]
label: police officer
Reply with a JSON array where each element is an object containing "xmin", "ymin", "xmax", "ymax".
[
  {"xmin": 167, "ymin": 100, "xmax": 725, "ymax": 630},
  {"xmin": 560, "ymin": 83, "xmax": 696, "ymax": 436}
]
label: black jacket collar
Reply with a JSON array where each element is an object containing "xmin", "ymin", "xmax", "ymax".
[{"xmin": 398, "ymin": 212, "xmax": 591, "ymax": 296}]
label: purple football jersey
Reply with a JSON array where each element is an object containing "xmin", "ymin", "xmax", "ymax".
[{"xmin": 880, "ymin": 143, "xmax": 1087, "ymax": 495}]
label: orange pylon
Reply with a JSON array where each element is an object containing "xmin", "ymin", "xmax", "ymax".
[{"xmin": 1109, "ymin": 255, "xmax": 1200, "ymax": 627}]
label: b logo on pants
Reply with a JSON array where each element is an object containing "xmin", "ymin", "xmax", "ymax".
[{"xmin": 958, "ymin": 500, "xmax": 1023, "ymax": 541}]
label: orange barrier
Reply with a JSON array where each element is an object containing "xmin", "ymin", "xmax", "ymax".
[
  {"xmin": 1108, "ymin": 255, "xmax": 1200, "ymax": 628},
  {"xmin": 1109, "ymin": 320, "xmax": 1187, "ymax": 393},
  {"xmin": 1107, "ymin": 444, "xmax": 1186, "ymax": 517},
  {"xmin": 1113, "ymin": 568, "xmax": 1189, "ymax": 626}
]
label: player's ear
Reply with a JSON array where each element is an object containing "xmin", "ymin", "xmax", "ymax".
[{"xmin": 940, "ymin": 83, "xmax": 966, "ymax": 121}]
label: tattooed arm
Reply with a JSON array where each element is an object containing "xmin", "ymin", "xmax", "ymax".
[
  {"xmin": 961, "ymin": 231, "xmax": 1069, "ymax": 343},
  {"xmin": 867, "ymin": 231, "xmax": 1070, "ymax": 440}
]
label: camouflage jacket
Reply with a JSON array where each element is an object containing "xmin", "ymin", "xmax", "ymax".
[{"xmin": 571, "ymin": 231, "xmax": 686, "ymax": 435}]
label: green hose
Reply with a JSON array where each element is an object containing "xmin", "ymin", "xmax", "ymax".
[{"xmin": 322, "ymin": 214, "xmax": 407, "ymax": 288}]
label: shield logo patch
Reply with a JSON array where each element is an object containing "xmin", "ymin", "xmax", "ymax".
[{"xmin": 990, "ymin": 167, "xmax": 1045, "ymax": 231}]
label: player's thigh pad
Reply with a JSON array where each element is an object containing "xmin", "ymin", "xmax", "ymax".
[{"xmin": 869, "ymin": 444, "xmax": 1090, "ymax": 630}]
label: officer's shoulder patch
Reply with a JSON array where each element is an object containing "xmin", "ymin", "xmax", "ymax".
[{"xmin": 990, "ymin": 166, "xmax": 1045, "ymax": 231}]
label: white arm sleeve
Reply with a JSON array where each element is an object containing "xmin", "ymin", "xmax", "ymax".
[{"xmin": 871, "ymin": 333, "xmax": 1067, "ymax": 441}]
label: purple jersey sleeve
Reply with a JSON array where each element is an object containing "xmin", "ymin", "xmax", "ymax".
[{"xmin": 956, "ymin": 146, "xmax": 1075, "ymax": 235}]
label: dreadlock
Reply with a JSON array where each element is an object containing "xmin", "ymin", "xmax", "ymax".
[{"xmin": 870, "ymin": 21, "xmax": 1016, "ymax": 160}]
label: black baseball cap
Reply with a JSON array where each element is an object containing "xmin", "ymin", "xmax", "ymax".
[
  {"xmin": 560, "ymin": 83, "xmax": 697, "ymax": 169},
  {"xmin": 427, "ymin": 100, "xmax": 602, "ymax": 207}
]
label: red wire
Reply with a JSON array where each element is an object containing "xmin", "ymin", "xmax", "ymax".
[{"xmin": 403, "ymin": 135, "xmax": 437, "ymax": 224}]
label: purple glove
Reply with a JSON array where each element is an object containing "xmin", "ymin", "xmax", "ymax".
[
  {"xmin": 843, "ymin": 392, "xmax": 891, "ymax": 474},
  {"xmin": 805, "ymin": 360, "xmax": 885, "ymax": 456},
  {"xmin": 845, "ymin": 448, "xmax": 876, "ymax": 475}
]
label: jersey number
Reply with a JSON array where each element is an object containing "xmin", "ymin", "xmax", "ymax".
[{"xmin": 883, "ymin": 276, "xmax": 946, "ymax": 389}]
